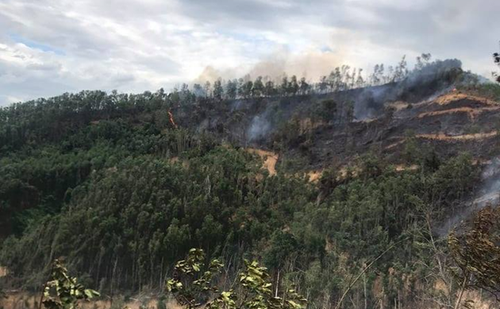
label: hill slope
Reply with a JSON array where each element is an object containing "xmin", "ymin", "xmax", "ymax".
[{"xmin": 1, "ymin": 62, "xmax": 500, "ymax": 308}]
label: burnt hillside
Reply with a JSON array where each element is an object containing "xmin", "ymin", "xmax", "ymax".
[{"xmin": 172, "ymin": 64, "xmax": 499, "ymax": 175}]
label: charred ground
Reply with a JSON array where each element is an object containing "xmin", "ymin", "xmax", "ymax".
[{"xmin": 174, "ymin": 63, "xmax": 500, "ymax": 174}]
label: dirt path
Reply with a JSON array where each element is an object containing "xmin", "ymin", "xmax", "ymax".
[
  {"xmin": 416, "ymin": 131, "xmax": 498, "ymax": 141},
  {"xmin": 247, "ymin": 148, "xmax": 278, "ymax": 176},
  {"xmin": 0, "ymin": 293, "xmax": 182, "ymax": 309}
]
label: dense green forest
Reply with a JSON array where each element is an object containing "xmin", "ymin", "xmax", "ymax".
[{"xmin": 1, "ymin": 57, "xmax": 500, "ymax": 308}]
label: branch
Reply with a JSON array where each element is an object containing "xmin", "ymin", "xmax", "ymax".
[
  {"xmin": 334, "ymin": 239, "xmax": 406, "ymax": 309},
  {"xmin": 453, "ymin": 274, "xmax": 468, "ymax": 309}
]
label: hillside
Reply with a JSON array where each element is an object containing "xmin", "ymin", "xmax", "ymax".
[{"xmin": 1, "ymin": 60, "xmax": 500, "ymax": 308}]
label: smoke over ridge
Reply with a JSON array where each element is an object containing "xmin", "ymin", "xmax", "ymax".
[{"xmin": 195, "ymin": 49, "xmax": 346, "ymax": 83}]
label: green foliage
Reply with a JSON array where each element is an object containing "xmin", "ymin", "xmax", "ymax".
[
  {"xmin": 1, "ymin": 145, "xmax": 316, "ymax": 291},
  {"xmin": 0, "ymin": 141, "xmax": 481, "ymax": 308},
  {"xmin": 432, "ymin": 153, "xmax": 479, "ymax": 204},
  {"xmin": 318, "ymin": 99, "xmax": 337, "ymax": 123},
  {"xmin": 402, "ymin": 131, "xmax": 441, "ymax": 172},
  {"xmin": 0, "ymin": 145, "xmax": 480, "ymax": 308},
  {"xmin": 236, "ymin": 260, "xmax": 306, "ymax": 309},
  {"xmin": 166, "ymin": 249, "xmax": 306, "ymax": 309},
  {"xmin": 264, "ymin": 231, "xmax": 300, "ymax": 270},
  {"xmin": 0, "ymin": 71, "xmax": 487, "ymax": 308},
  {"xmin": 474, "ymin": 83, "xmax": 500, "ymax": 101},
  {"xmin": 166, "ymin": 249, "xmax": 223, "ymax": 308},
  {"xmin": 42, "ymin": 259, "xmax": 99, "ymax": 309}
]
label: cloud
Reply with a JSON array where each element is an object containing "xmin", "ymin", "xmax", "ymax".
[{"xmin": 0, "ymin": 0, "xmax": 497, "ymax": 106}]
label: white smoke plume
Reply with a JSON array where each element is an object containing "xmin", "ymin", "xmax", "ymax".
[
  {"xmin": 247, "ymin": 114, "xmax": 271, "ymax": 142},
  {"xmin": 438, "ymin": 159, "xmax": 500, "ymax": 236}
]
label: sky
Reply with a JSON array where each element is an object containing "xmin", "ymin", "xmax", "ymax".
[{"xmin": 0, "ymin": 0, "xmax": 498, "ymax": 106}]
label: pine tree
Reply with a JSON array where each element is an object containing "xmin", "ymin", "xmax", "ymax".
[
  {"xmin": 494, "ymin": 45, "xmax": 500, "ymax": 83},
  {"xmin": 252, "ymin": 76, "xmax": 264, "ymax": 97},
  {"xmin": 213, "ymin": 79, "xmax": 224, "ymax": 100}
]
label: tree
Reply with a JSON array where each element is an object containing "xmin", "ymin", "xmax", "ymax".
[
  {"xmin": 299, "ymin": 77, "xmax": 309, "ymax": 95},
  {"xmin": 204, "ymin": 82, "xmax": 212, "ymax": 98},
  {"xmin": 318, "ymin": 76, "xmax": 328, "ymax": 93},
  {"xmin": 370, "ymin": 65, "xmax": 380, "ymax": 86},
  {"xmin": 213, "ymin": 80, "xmax": 224, "ymax": 100},
  {"xmin": 193, "ymin": 83, "xmax": 204, "ymax": 97},
  {"xmin": 226, "ymin": 80, "xmax": 238, "ymax": 99},
  {"xmin": 41, "ymin": 259, "xmax": 99, "ymax": 309},
  {"xmin": 394, "ymin": 56, "xmax": 409, "ymax": 82},
  {"xmin": 166, "ymin": 249, "xmax": 307, "ymax": 309},
  {"xmin": 264, "ymin": 80, "xmax": 276, "ymax": 97},
  {"xmin": 328, "ymin": 68, "xmax": 341, "ymax": 91},
  {"xmin": 383, "ymin": 106, "xmax": 395, "ymax": 122},
  {"xmin": 344, "ymin": 100, "xmax": 355, "ymax": 123},
  {"xmin": 349, "ymin": 67, "xmax": 357, "ymax": 89},
  {"xmin": 237, "ymin": 76, "xmax": 253, "ymax": 98},
  {"xmin": 280, "ymin": 76, "xmax": 289, "ymax": 96},
  {"xmin": 320, "ymin": 99, "xmax": 337, "ymax": 123},
  {"xmin": 166, "ymin": 248, "xmax": 222, "ymax": 309},
  {"xmin": 371, "ymin": 64, "xmax": 384, "ymax": 86},
  {"xmin": 289, "ymin": 76, "xmax": 299, "ymax": 95},
  {"xmin": 252, "ymin": 76, "xmax": 264, "ymax": 97},
  {"xmin": 494, "ymin": 45, "xmax": 500, "ymax": 83},
  {"xmin": 236, "ymin": 78, "xmax": 245, "ymax": 98},
  {"xmin": 355, "ymin": 69, "xmax": 365, "ymax": 88},
  {"xmin": 448, "ymin": 206, "xmax": 500, "ymax": 308},
  {"xmin": 415, "ymin": 53, "xmax": 432, "ymax": 71},
  {"xmin": 340, "ymin": 65, "xmax": 351, "ymax": 90}
]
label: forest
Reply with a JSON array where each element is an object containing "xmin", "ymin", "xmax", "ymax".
[{"xmin": 1, "ymin": 54, "xmax": 500, "ymax": 309}]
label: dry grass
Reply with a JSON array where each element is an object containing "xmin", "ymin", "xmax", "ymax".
[
  {"xmin": 306, "ymin": 171, "xmax": 322, "ymax": 182},
  {"xmin": 387, "ymin": 101, "xmax": 410, "ymax": 111},
  {"xmin": 394, "ymin": 164, "xmax": 418, "ymax": 172},
  {"xmin": 299, "ymin": 118, "xmax": 324, "ymax": 133},
  {"xmin": 0, "ymin": 293, "xmax": 183, "ymax": 309},
  {"xmin": 384, "ymin": 139, "xmax": 405, "ymax": 150},
  {"xmin": 0, "ymin": 266, "xmax": 8, "ymax": 278},
  {"xmin": 416, "ymin": 131, "xmax": 497, "ymax": 141},
  {"xmin": 247, "ymin": 148, "xmax": 278, "ymax": 176},
  {"xmin": 418, "ymin": 106, "xmax": 500, "ymax": 120},
  {"xmin": 435, "ymin": 93, "xmax": 498, "ymax": 106},
  {"xmin": 1, "ymin": 292, "xmax": 37, "ymax": 309}
]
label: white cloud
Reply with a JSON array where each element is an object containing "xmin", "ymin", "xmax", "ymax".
[{"xmin": 0, "ymin": 0, "xmax": 497, "ymax": 106}]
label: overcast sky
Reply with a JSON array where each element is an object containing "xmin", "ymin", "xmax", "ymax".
[{"xmin": 0, "ymin": 0, "xmax": 498, "ymax": 106}]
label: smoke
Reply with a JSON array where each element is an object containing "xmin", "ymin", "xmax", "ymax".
[
  {"xmin": 194, "ymin": 66, "xmax": 237, "ymax": 84},
  {"xmin": 247, "ymin": 49, "xmax": 346, "ymax": 82},
  {"xmin": 405, "ymin": 59, "xmax": 462, "ymax": 85},
  {"xmin": 247, "ymin": 114, "xmax": 271, "ymax": 142},
  {"xmin": 353, "ymin": 85, "xmax": 392, "ymax": 120},
  {"xmin": 351, "ymin": 59, "xmax": 464, "ymax": 121},
  {"xmin": 230, "ymin": 99, "xmax": 245, "ymax": 111},
  {"xmin": 475, "ymin": 158, "xmax": 500, "ymax": 207},
  {"xmin": 438, "ymin": 159, "xmax": 500, "ymax": 236},
  {"xmin": 195, "ymin": 48, "xmax": 345, "ymax": 83}
]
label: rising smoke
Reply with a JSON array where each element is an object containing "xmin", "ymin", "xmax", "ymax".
[
  {"xmin": 195, "ymin": 49, "xmax": 346, "ymax": 84},
  {"xmin": 474, "ymin": 158, "xmax": 500, "ymax": 207},
  {"xmin": 247, "ymin": 113, "xmax": 271, "ymax": 142},
  {"xmin": 438, "ymin": 158, "xmax": 500, "ymax": 236},
  {"xmin": 351, "ymin": 59, "xmax": 464, "ymax": 121}
]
